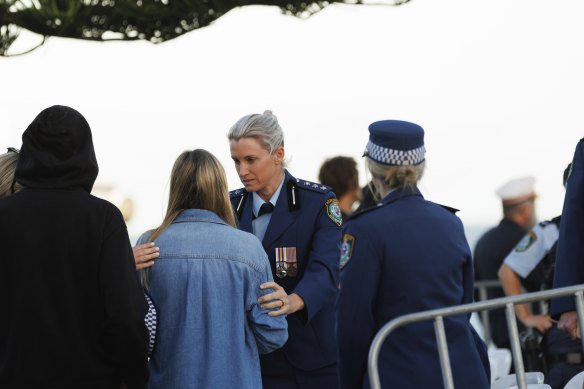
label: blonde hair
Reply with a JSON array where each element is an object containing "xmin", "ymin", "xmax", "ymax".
[
  {"xmin": 228, "ymin": 110, "xmax": 285, "ymax": 155},
  {"xmin": 141, "ymin": 149, "xmax": 236, "ymax": 287},
  {"xmin": 0, "ymin": 151, "xmax": 20, "ymax": 198},
  {"xmin": 366, "ymin": 157, "xmax": 425, "ymax": 193}
]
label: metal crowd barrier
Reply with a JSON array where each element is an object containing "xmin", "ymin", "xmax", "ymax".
[
  {"xmin": 474, "ymin": 279, "xmax": 502, "ymax": 346},
  {"xmin": 368, "ymin": 284, "xmax": 584, "ymax": 389},
  {"xmin": 474, "ymin": 279, "xmax": 548, "ymax": 348}
]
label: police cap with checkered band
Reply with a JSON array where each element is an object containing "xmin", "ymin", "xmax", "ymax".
[{"xmin": 363, "ymin": 120, "xmax": 426, "ymax": 166}]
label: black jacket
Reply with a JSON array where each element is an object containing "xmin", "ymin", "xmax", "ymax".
[{"xmin": 0, "ymin": 106, "xmax": 149, "ymax": 388}]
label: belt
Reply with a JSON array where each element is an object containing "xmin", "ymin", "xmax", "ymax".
[{"xmin": 548, "ymin": 352, "xmax": 584, "ymax": 365}]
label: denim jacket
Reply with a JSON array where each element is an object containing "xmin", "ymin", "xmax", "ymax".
[{"xmin": 137, "ymin": 209, "xmax": 288, "ymax": 389}]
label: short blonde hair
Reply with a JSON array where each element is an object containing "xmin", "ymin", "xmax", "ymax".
[
  {"xmin": 0, "ymin": 151, "xmax": 19, "ymax": 198},
  {"xmin": 366, "ymin": 157, "xmax": 425, "ymax": 191}
]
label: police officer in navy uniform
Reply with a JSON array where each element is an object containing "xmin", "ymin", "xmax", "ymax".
[
  {"xmin": 552, "ymin": 139, "xmax": 584, "ymax": 340},
  {"xmin": 474, "ymin": 176, "xmax": 537, "ymax": 348},
  {"xmin": 228, "ymin": 111, "xmax": 342, "ymax": 388},
  {"xmin": 337, "ymin": 120, "xmax": 490, "ymax": 389}
]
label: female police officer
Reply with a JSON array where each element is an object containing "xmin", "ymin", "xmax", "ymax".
[
  {"xmin": 228, "ymin": 111, "xmax": 342, "ymax": 388},
  {"xmin": 337, "ymin": 120, "xmax": 490, "ymax": 389}
]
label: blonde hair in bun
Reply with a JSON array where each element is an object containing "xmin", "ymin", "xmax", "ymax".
[{"xmin": 228, "ymin": 110, "xmax": 285, "ymax": 156}]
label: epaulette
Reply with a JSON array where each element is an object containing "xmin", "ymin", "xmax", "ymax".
[
  {"xmin": 543, "ymin": 215, "xmax": 562, "ymax": 227},
  {"xmin": 295, "ymin": 178, "xmax": 330, "ymax": 194},
  {"xmin": 229, "ymin": 188, "xmax": 248, "ymax": 220},
  {"xmin": 229, "ymin": 188, "xmax": 245, "ymax": 199},
  {"xmin": 437, "ymin": 204, "xmax": 459, "ymax": 214},
  {"xmin": 345, "ymin": 202, "xmax": 385, "ymax": 222}
]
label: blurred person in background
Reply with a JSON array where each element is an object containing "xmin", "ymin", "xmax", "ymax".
[
  {"xmin": 474, "ymin": 176, "xmax": 537, "ymax": 349},
  {"xmin": 498, "ymin": 164, "xmax": 582, "ymax": 389},
  {"xmin": 0, "ymin": 147, "xmax": 21, "ymax": 198},
  {"xmin": 318, "ymin": 155, "xmax": 361, "ymax": 222}
]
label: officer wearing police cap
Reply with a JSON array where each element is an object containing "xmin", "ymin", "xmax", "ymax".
[
  {"xmin": 474, "ymin": 176, "xmax": 537, "ymax": 349},
  {"xmin": 228, "ymin": 111, "xmax": 343, "ymax": 388},
  {"xmin": 337, "ymin": 120, "xmax": 490, "ymax": 389}
]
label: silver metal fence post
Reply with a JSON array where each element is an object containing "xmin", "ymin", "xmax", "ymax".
[
  {"xmin": 505, "ymin": 302, "xmax": 526, "ymax": 389},
  {"xmin": 574, "ymin": 291, "xmax": 584, "ymax": 353},
  {"xmin": 434, "ymin": 316, "xmax": 455, "ymax": 389},
  {"xmin": 478, "ymin": 285, "xmax": 492, "ymax": 346}
]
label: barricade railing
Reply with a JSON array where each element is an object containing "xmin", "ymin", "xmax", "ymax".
[
  {"xmin": 474, "ymin": 279, "xmax": 502, "ymax": 346},
  {"xmin": 368, "ymin": 284, "xmax": 584, "ymax": 389},
  {"xmin": 474, "ymin": 279, "xmax": 548, "ymax": 347}
]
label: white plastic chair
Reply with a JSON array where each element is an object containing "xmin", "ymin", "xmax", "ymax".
[
  {"xmin": 489, "ymin": 348, "xmax": 513, "ymax": 383},
  {"xmin": 507, "ymin": 385, "xmax": 551, "ymax": 389},
  {"xmin": 491, "ymin": 372, "xmax": 545, "ymax": 389},
  {"xmin": 563, "ymin": 371, "xmax": 584, "ymax": 389},
  {"xmin": 471, "ymin": 312, "xmax": 486, "ymax": 342}
]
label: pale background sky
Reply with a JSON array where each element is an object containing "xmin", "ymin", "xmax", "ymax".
[{"xmin": 2, "ymin": 0, "xmax": 583, "ymax": 246}]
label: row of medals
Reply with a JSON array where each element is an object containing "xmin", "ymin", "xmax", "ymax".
[{"xmin": 275, "ymin": 247, "xmax": 298, "ymax": 278}]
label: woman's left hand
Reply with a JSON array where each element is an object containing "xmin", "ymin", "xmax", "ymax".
[{"xmin": 258, "ymin": 281, "xmax": 305, "ymax": 316}]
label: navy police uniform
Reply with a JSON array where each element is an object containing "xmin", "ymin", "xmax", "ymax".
[
  {"xmin": 552, "ymin": 139, "xmax": 584, "ymax": 317},
  {"xmin": 230, "ymin": 169, "xmax": 342, "ymax": 388},
  {"xmin": 475, "ymin": 177, "xmax": 536, "ymax": 348},
  {"xmin": 474, "ymin": 218, "xmax": 527, "ymax": 348},
  {"xmin": 337, "ymin": 120, "xmax": 490, "ymax": 389}
]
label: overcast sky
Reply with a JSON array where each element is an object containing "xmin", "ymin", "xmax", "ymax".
[{"xmin": 2, "ymin": 0, "xmax": 583, "ymax": 243}]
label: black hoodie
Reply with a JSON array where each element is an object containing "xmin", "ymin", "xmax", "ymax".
[{"xmin": 0, "ymin": 106, "xmax": 148, "ymax": 388}]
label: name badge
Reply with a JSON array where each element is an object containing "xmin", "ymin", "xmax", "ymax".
[{"xmin": 275, "ymin": 247, "xmax": 298, "ymax": 278}]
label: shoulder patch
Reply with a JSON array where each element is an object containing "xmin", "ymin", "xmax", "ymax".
[
  {"xmin": 515, "ymin": 230, "xmax": 537, "ymax": 253},
  {"xmin": 296, "ymin": 178, "xmax": 330, "ymax": 194},
  {"xmin": 229, "ymin": 188, "xmax": 245, "ymax": 199},
  {"xmin": 340, "ymin": 234, "xmax": 355, "ymax": 269},
  {"xmin": 325, "ymin": 198, "xmax": 343, "ymax": 226}
]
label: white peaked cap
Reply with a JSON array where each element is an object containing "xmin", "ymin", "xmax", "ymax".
[{"xmin": 496, "ymin": 177, "xmax": 536, "ymax": 205}]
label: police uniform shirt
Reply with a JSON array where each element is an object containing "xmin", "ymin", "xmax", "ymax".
[
  {"xmin": 504, "ymin": 220, "xmax": 560, "ymax": 279},
  {"xmin": 251, "ymin": 177, "xmax": 284, "ymax": 242}
]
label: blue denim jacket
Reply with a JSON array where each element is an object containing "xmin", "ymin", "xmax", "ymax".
[{"xmin": 137, "ymin": 209, "xmax": 288, "ymax": 389}]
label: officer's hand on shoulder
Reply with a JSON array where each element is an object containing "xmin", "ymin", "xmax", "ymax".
[{"xmin": 133, "ymin": 242, "xmax": 159, "ymax": 270}]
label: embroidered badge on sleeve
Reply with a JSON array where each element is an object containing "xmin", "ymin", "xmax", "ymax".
[
  {"xmin": 326, "ymin": 198, "xmax": 343, "ymax": 226},
  {"xmin": 515, "ymin": 230, "xmax": 537, "ymax": 252},
  {"xmin": 340, "ymin": 234, "xmax": 355, "ymax": 269}
]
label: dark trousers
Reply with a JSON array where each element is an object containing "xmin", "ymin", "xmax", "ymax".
[
  {"xmin": 545, "ymin": 325, "xmax": 584, "ymax": 389},
  {"xmin": 261, "ymin": 348, "xmax": 339, "ymax": 389}
]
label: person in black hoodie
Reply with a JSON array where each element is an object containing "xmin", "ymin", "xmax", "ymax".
[{"xmin": 0, "ymin": 105, "xmax": 149, "ymax": 389}]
